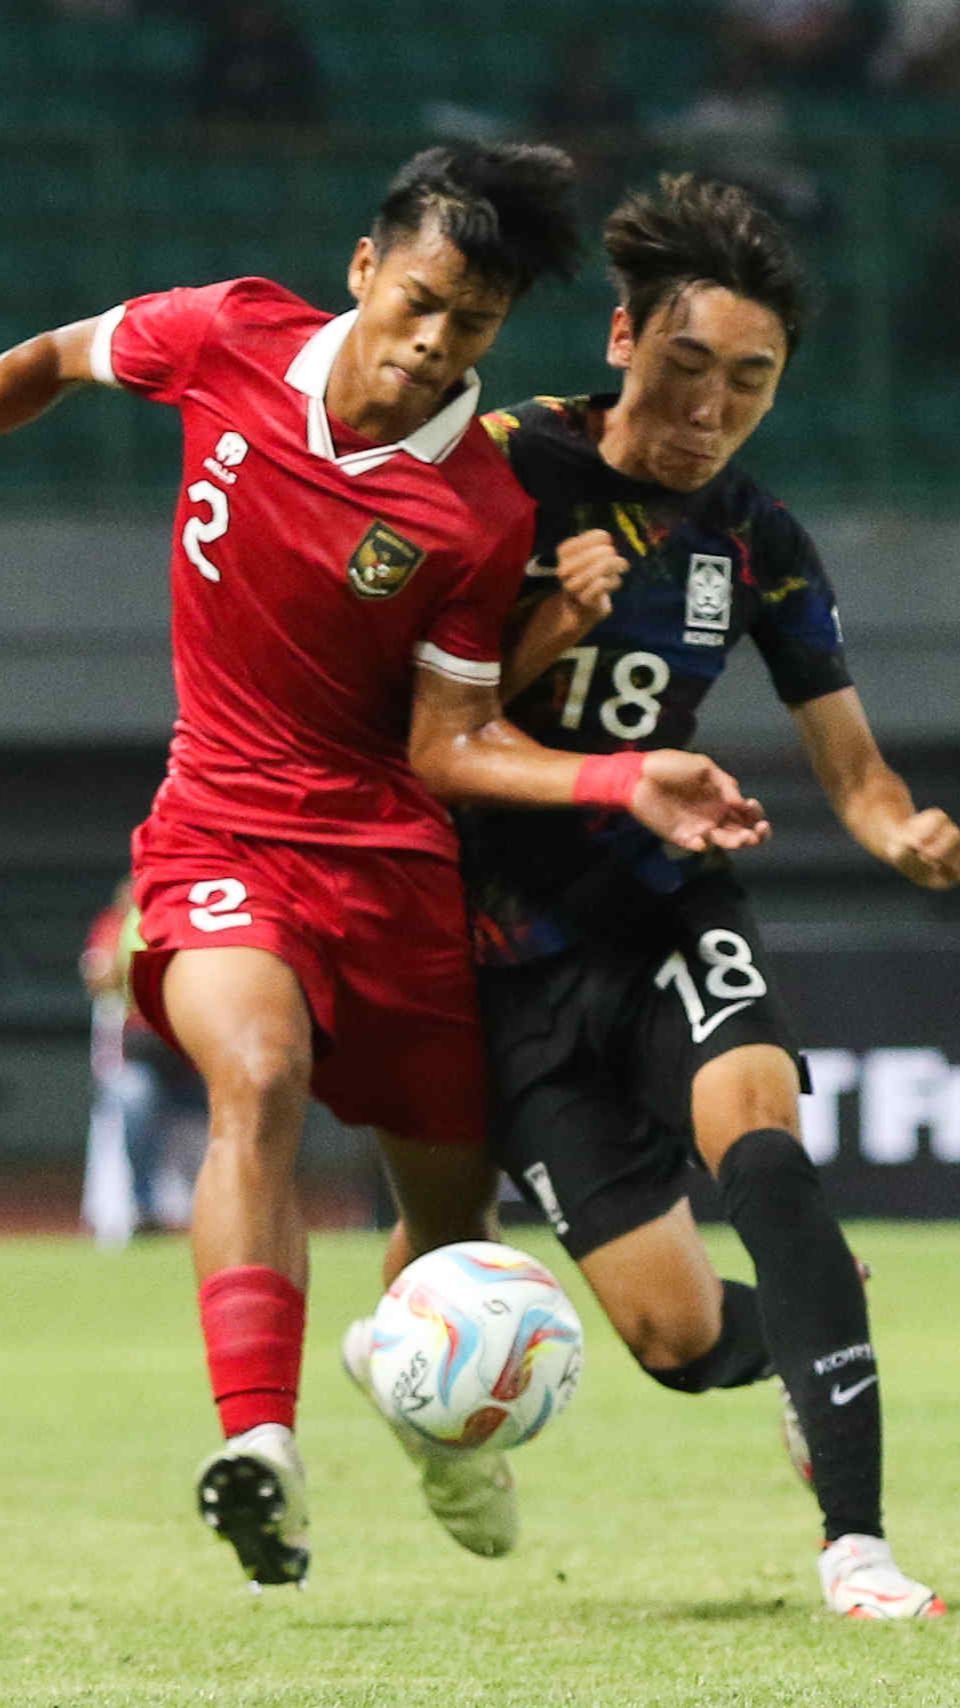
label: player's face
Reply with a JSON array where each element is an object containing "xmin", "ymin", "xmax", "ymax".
[
  {"xmin": 337, "ymin": 220, "xmax": 512, "ymax": 440},
  {"xmin": 606, "ymin": 285, "xmax": 788, "ymax": 490}
]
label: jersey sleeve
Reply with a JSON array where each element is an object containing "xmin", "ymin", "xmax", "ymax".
[
  {"xmin": 414, "ymin": 507, "xmax": 535, "ymax": 687},
  {"xmin": 480, "ymin": 403, "xmax": 525, "ymax": 452},
  {"xmin": 481, "ymin": 396, "xmax": 587, "ymax": 586},
  {"xmin": 91, "ymin": 280, "xmax": 239, "ymax": 405},
  {"xmin": 480, "ymin": 399, "xmax": 544, "ymax": 484},
  {"xmin": 749, "ymin": 501, "xmax": 853, "ymax": 705}
]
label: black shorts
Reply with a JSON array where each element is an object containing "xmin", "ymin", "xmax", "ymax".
[{"xmin": 478, "ymin": 870, "xmax": 806, "ymax": 1261}]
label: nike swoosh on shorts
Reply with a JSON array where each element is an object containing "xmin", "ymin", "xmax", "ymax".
[{"xmin": 691, "ymin": 998, "xmax": 755, "ymax": 1044}]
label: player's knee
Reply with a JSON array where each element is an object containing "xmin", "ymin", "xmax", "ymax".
[
  {"xmin": 208, "ymin": 1031, "xmax": 311, "ymax": 1136},
  {"xmin": 619, "ymin": 1306, "xmax": 720, "ymax": 1372},
  {"xmin": 694, "ymin": 1050, "xmax": 799, "ymax": 1164}
]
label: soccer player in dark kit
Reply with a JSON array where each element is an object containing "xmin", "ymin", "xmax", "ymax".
[
  {"xmin": 0, "ymin": 147, "xmax": 771, "ymax": 1590},
  {"xmin": 457, "ymin": 176, "xmax": 959, "ymax": 1618}
]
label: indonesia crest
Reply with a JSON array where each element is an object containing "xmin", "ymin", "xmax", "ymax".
[{"xmin": 348, "ymin": 520, "xmax": 425, "ymax": 599}]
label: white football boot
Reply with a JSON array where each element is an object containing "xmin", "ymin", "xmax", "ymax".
[
  {"xmin": 341, "ymin": 1316, "xmax": 518, "ymax": 1558},
  {"xmin": 819, "ymin": 1534, "xmax": 946, "ymax": 1620},
  {"xmin": 196, "ymin": 1422, "xmax": 310, "ymax": 1588}
]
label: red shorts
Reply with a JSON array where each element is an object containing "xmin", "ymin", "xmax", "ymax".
[{"xmin": 130, "ymin": 813, "xmax": 487, "ymax": 1145}]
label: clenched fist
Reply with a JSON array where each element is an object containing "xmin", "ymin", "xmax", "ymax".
[
  {"xmin": 886, "ymin": 808, "xmax": 960, "ymax": 890},
  {"xmin": 556, "ymin": 529, "xmax": 628, "ymax": 621}
]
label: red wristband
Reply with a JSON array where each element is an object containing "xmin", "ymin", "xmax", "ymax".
[{"xmin": 572, "ymin": 751, "xmax": 647, "ymax": 810}]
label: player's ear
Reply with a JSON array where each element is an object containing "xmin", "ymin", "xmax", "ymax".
[
  {"xmin": 347, "ymin": 236, "xmax": 378, "ymax": 305},
  {"xmin": 607, "ymin": 305, "xmax": 635, "ymax": 371}
]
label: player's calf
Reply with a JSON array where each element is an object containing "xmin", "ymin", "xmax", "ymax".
[
  {"xmin": 777, "ymin": 1261, "xmax": 871, "ymax": 1496},
  {"xmin": 718, "ymin": 1128, "xmax": 882, "ymax": 1542}
]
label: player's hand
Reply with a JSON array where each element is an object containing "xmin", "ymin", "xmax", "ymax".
[
  {"xmin": 629, "ymin": 750, "xmax": 771, "ymax": 853},
  {"xmin": 886, "ymin": 808, "xmax": 960, "ymax": 889},
  {"xmin": 555, "ymin": 530, "xmax": 627, "ymax": 621}
]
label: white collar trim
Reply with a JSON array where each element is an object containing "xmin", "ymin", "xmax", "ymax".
[{"xmin": 284, "ymin": 309, "xmax": 480, "ymax": 475}]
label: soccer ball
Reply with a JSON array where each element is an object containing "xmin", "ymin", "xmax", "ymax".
[{"xmin": 369, "ymin": 1240, "xmax": 583, "ymax": 1451}]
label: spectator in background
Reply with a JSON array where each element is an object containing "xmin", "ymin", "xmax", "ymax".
[
  {"xmin": 45, "ymin": 0, "xmax": 135, "ymax": 15},
  {"xmin": 534, "ymin": 32, "xmax": 638, "ymax": 212},
  {"xmin": 80, "ymin": 877, "xmax": 205, "ymax": 1246},
  {"xmin": 874, "ymin": 0, "xmax": 960, "ymax": 92},
  {"xmin": 873, "ymin": 6, "xmax": 960, "ymax": 363},
  {"xmin": 139, "ymin": 1, "xmax": 222, "ymax": 17},
  {"xmin": 900, "ymin": 179, "xmax": 960, "ymax": 369},
  {"xmin": 719, "ymin": 0, "xmax": 888, "ymax": 95},
  {"xmin": 650, "ymin": 39, "xmax": 827, "ymax": 228},
  {"xmin": 196, "ymin": 1, "xmax": 322, "ymax": 127}
]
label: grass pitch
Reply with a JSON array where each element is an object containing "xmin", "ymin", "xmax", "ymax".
[{"xmin": 2, "ymin": 1223, "xmax": 958, "ymax": 1708}]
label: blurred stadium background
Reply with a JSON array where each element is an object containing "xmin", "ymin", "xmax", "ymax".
[{"xmin": 1, "ymin": 0, "xmax": 957, "ymax": 1233}]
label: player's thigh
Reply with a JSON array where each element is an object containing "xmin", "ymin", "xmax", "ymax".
[
  {"xmin": 376, "ymin": 1128, "xmax": 500, "ymax": 1254},
  {"xmin": 163, "ymin": 945, "xmax": 312, "ymax": 1091},
  {"xmin": 692, "ymin": 1042, "xmax": 802, "ymax": 1176},
  {"xmin": 480, "ymin": 953, "xmax": 691, "ymax": 1264},
  {"xmin": 578, "ymin": 1197, "xmax": 723, "ymax": 1366},
  {"xmin": 311, "ymin": 850, "xmax": 489, "ymax": 1145},
  {"xmin": 648, "ymin": 871, "xmax": 804, "ymax": 1152},
  {"xmin": 131, "ymin": 817, "xmax": 335, "ymax": 1076}
]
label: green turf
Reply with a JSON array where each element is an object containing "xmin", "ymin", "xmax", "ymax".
[{"xmin": 1, "ymin": 1224, "xmax": 958, "ymax": 1707}]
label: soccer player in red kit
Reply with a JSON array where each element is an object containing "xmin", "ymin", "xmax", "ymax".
[{"xmin": 0, "ymin": 145, "xmax": 769, "ymax": 1588}]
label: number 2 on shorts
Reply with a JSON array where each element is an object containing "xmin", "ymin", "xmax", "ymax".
[{"xmin": 188, "ymin": 877, "xmax": 253, "ymax": 932}]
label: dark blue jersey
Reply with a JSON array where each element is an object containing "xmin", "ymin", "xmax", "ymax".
[{"xmin": 463, "ymin": 394, "xmax": 852, "ymax": 965}]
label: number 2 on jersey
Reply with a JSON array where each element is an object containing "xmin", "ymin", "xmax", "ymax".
[
  {"xmin": 559, "ymin": 646, "xmax": 670, "ymax": 740},
  {"xmin": 182, "ymin": 480, "xmax": 229, "ymax": 583}
]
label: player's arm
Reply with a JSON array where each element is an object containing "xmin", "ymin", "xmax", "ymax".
[
  {"xmin": 0, "ymin": 317, "xmax": 101, "ymax": 432},
  {"xmin": 409, "ymin": 665, "xmax": 769, "ymax": 853},
  {"xmin": 792, "ymin": 686, "xmax": 960, "ymax": 889},
  {"xmin": 502, "ymin": 530, "xmax": 627, "ymax": 703}
]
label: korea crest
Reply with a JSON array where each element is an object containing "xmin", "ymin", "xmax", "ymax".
[
  {"xmin": 348, "ymin": 520, "xmax": 425, "ymax": 599},
  {"xmin": 685, "ymin": 553, "xmax": 733, "ymax": 632}
]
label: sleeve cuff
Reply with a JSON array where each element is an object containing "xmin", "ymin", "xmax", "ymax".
[
  {"xmin": 88, "ymin": 304, "xmax": 127, "ymax": 387},
  {"xmin": 414, "ymin": 641, "xmax": 501, "ymax": 684}
]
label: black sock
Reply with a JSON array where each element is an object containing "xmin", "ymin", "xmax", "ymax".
[
  {"xmin": 718, "ymin": 1128, "xmax": 882, "ymax": 1543},
  {"xmin": 642, "ymin": 1279, "xmax": 772, "ymax": 1393}
]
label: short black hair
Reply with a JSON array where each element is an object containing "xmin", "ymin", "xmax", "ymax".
[
  {"xmin": 604, "ymin": 173, "xmax": 807, "ymax": 357},
  {"xmin": 372, "ymin": 143, "xmax": 580, "ymax": 298}
]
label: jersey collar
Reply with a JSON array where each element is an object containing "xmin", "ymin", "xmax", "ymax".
[{"xmin": 284, "ymin": 309, "xmax": 480, "ymax": 475}]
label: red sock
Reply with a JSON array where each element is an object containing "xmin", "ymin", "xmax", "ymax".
[{"xmin": 199, "ymin": 1265, "xmax": 306, "ymax": 1439}]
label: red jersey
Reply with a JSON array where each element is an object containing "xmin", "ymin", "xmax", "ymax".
[{"xmin": 91, "ymin": 278, "xmax": 535, "ymax": 859}]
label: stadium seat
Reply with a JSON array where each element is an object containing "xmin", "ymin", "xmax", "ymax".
[{"xmin": 0, "ymin": 0, "xmax": 951, "ymax": 514}]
